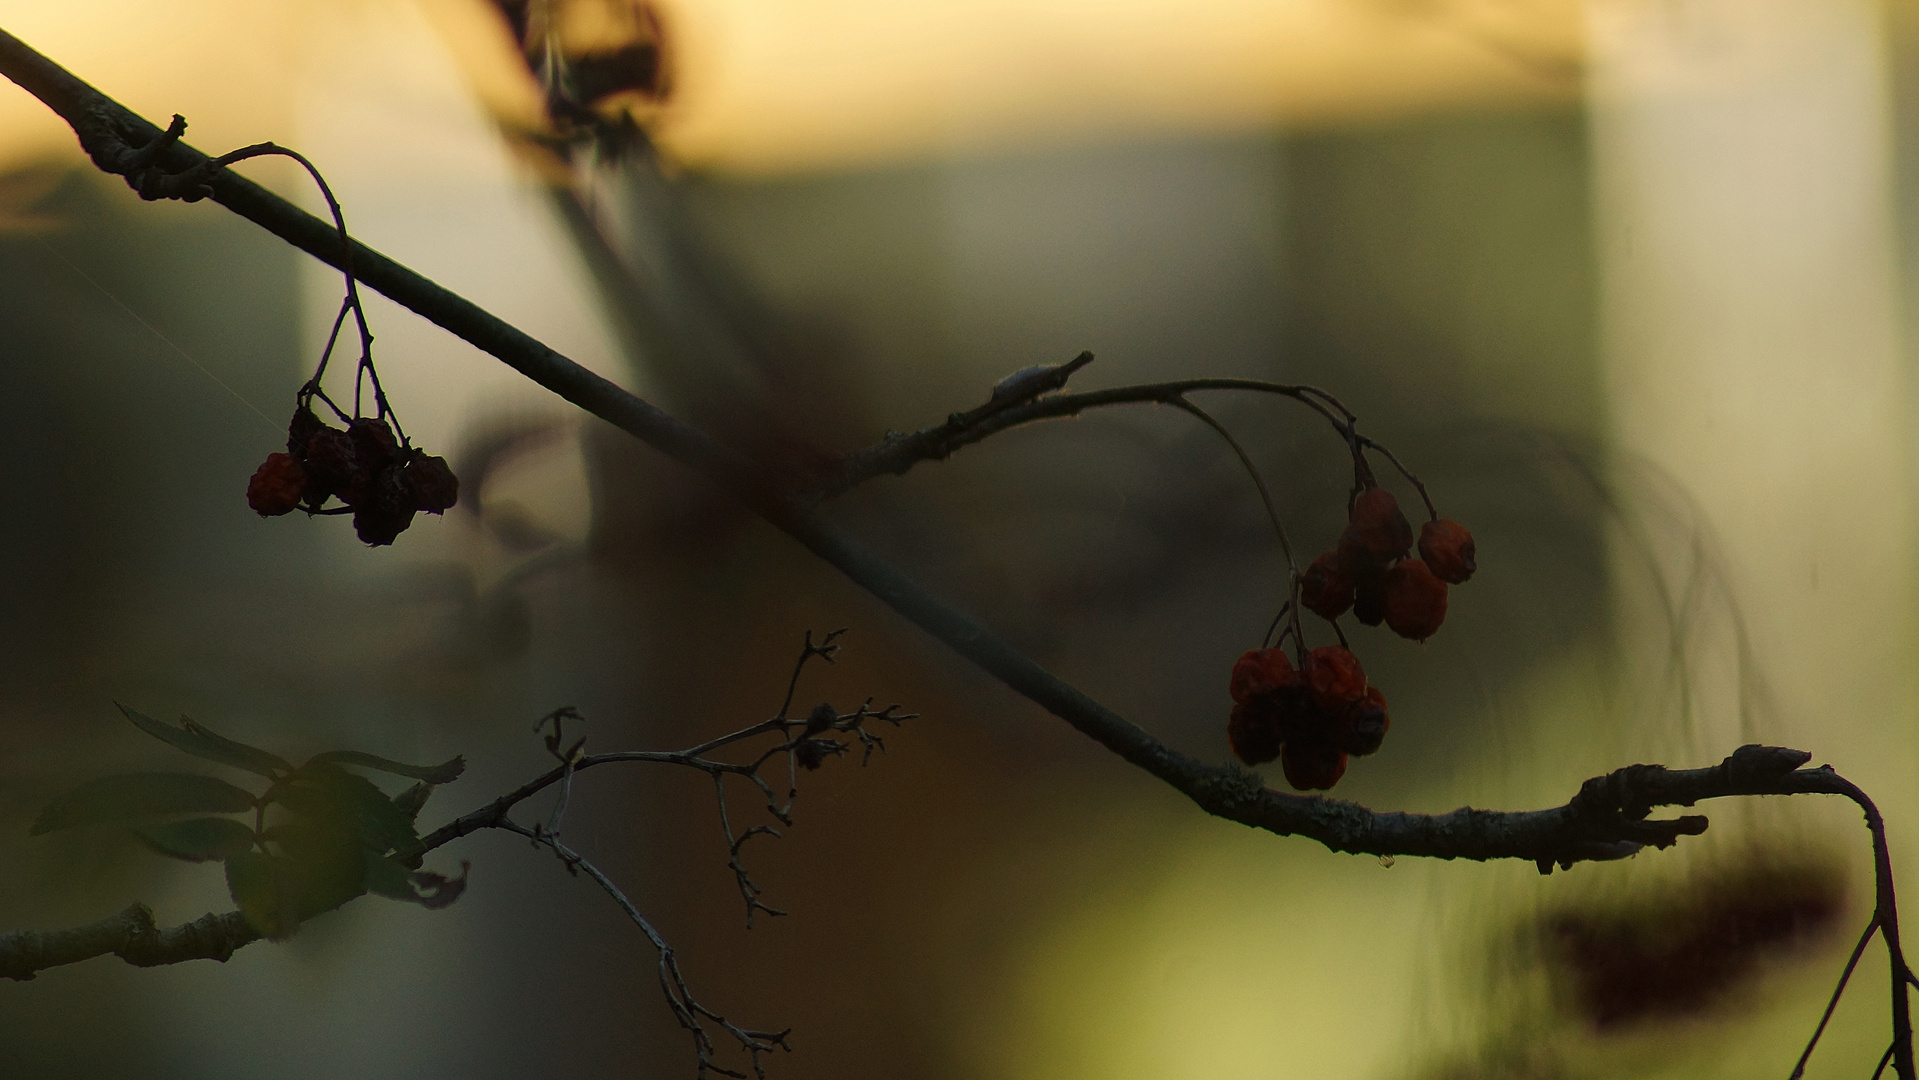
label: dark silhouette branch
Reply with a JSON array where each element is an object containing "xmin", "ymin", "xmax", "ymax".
[
  {"xmin": 808, "ymin": 371, "xmax": 1353, "ymax": 500},
  {"xmin": 0, "ymin": 742, "xmax": 1879, "ymax": 975},
  {"xmin": 0, "ymin": 29, "xmax": 1910, "ymax": 1072},
  {"xmin": 497, "ymin": 819, "xmax": 791, "ymax": 1079},
  {"xmin": 0, "ymin": 24, "xmax": 1895, "ymax": 883},
  {"xmin": 0, "ymin": 903, "xmax": 258, "ymax": 981}
]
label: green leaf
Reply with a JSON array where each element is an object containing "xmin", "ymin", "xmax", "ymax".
[
  {"xmin": 117, "ymin": 704, "xmax": 291, "ymax": 778},
  {"xmin": 132, "ymin": 817, "xmax": 256, "ymax": 862},
  {"xmin": 269, "ymin": 763, "xmax": 418, "ymax": 854},
  {"xmin": 362, "ymin": 851, "xmax": 414, "ymax": 900},
  {"xmin": 304, "ymin": 750, "xmax": 464, "ymax": 785},
  {"xmin": 226, "ymin": 849, "xmax": 302, "ymax": 940},
  {"xmin": 391, "ymin": 782, "xmax": 433, "ymax": 822},
  {"xmin": 31, "ymin": 773, "xmax": 258, "ymax": 835},
  {"xmin": 268, "ymin": 821, "xmax": 370, "ymax": 916}
]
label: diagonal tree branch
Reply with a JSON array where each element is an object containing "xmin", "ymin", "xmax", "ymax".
[
  {"xmin": 2, "ymin": 47, "xmax": 1913, "ymax": 1078},
  {"xmin": 0, "ymin": 25, "xmax": 1875, "ymax": 879}
]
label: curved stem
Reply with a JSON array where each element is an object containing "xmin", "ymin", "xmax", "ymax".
[
  {"xmin": 1789, "ymin": 917, "xmax": 1879, "ymax": 1079},
  {"xmin": 1168, "ymin": 396, "xmax": 1296, "ymax": 576},
  {"xmin": 213, "ymin": 143, "xmax": 371, "ymax": 361}
]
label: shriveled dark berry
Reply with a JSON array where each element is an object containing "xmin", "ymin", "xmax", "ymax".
[
  {"xmin": 1230, "ymin": 648, "xmax": 1296, "ymax": 704},
  {"xmin": 348, "ymin": 418, "xmax": 400, "ymax": 472},
  {"xmin": 1353, "ymin": 574, "xmax": 1386, "ymax": 627},
  {"xmin": 1384, "ymin": 559, "xmax": 1448, "ymax": 642},
  {"xmin": 1300, "ymin": 551, "xmax": 1355, "ymax": 620},
  {"xmin": 795, "ymin": 737, "xmax": 844, "ymax": 770},
  {"xmin": 1335, "ymin": 687, "xmax": 1390, "ymax": 756},
  {"xmin": 401, "ymin": 451, "xmax": 459, "ymax": 514},
  {"xmin": 299, "ymin": 427, "xmax": 356, "ymax": 505},
  {"xmin": 804, "ymin": 702, "xmax": 838, "ymax": 735},
  {"xmin": 246, "ymin": 453, "xmax": 307, "ymax": 517},
  {"xmin": 1280, "ymin": 739, "xmax": 1347, "ymax": 791},
  {"xmin": 352, "ymin": 468, "xmax": 416, "ymax": 546},
  {"xmin": 1228, "ymin": 700, "xmax": 1286, "ymax": 766},
  {"xmin": 1419, "ymin": 518, "xmax": 1476, "ymax": 584},
  {"xmin": 1306, "ymin": 645, "xmax": 1367, "ymax": 711},
  {"xmin": 287, "ymin": 406, "xmax": 327, "ymax": 458},
  {"xmin": 353, "ymin": 503, "xmax": 415, "ymax": 546},
  {"xmin": 1349, "ymin": 487, "xmax": 1413, "ymax": 561}
]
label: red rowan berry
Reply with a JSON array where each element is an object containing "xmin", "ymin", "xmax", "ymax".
[
  {"xmin": 246, "ymin": 453, "xmax": 307, "ymax": 517},
  {"xmin": 1280, "ymin": 739, "xmax": 1347, "ymax": 791},
  {"xmin": 1300, "ymin": 551, "xmax": 1355, "ymax": 619},
  {"xmin": 1419, "ymin": 518, "xmax": 1476, "ymax": 584},
  {"xmin": 1230, "ymin": 648, "xmax": 1296, "ymax": 704},
  {"xmin": 1335, "ymin": 687, "xmax": 1390, "ymax": 756},
  {"xmin": 1228, "ymin": 700, "xmax": 1286, "ymax": 766},
  {"xmin": 1306, "ymin": 645, "xmax": 1366, "ymax": 711},
  {"xmin": 1349, "ymin": 487, "xmax": 1413, "ymax": 560},
  {"xmin": 1384, "ymin": 559, "xmax": 1448, "ymax": 642},
  {"xmin": 1274, "ymin": 683, "xmax": 1331, "ymax": 744}
]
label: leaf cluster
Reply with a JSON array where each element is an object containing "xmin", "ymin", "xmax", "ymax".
[{"xmin": 31, "ymin": 706, "xmax": 468, "ymax": 940}]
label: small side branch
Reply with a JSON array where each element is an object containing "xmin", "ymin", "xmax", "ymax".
[
  {"xmin": 498, "ymin": 819, "xmax": 790, "ymax": 1079},
  {"xmin": 808, "ymin": 372, "xmax": 1355, "ymax": 501}
]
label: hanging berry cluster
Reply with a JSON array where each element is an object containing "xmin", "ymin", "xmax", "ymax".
[
  {"xmin": 1223, "ymin": 412, "xmax": 1476, "ymax": 791},
  {"xmin": 247, "ymin": 405, "xmax": 458, "ymax": 545},
  {"xmin": 236, "ymin": 147, "xmax": 459, "ymax": 546}
]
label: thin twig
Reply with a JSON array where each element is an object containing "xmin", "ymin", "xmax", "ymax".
[
  {"xmin": 497, "ymin": 819, "xmax": 790, "ymax": 1078},
  {"xmin": 810, "ymin": 377, "xmax": 1356, "ymax": 500},
  {"xmin": 1168, "ymin": 396, "xmax": 1296, "ymax": 577},
  {"xmin": 1789, "ymin": 918, "xmax": 1879, "ymax": 1079}
]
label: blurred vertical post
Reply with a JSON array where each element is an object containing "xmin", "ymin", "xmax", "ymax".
[{"xmin": 1587, "ymin": 0, "xmax": 1915, "ymax": 822}]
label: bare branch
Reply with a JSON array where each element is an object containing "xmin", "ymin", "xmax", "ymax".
[
  {"xmin": 808, "ymin": 374, "xmax": 1354, "ymax": 500},
  {"xmin": 0, "ymin": 903, "xmax": 257, "ymax": 981},
  {"xmin": 497, "ymin": 819, "xmax": 790, "ymax": 1078},
  {"xmin": 0, "ymin": 741, "xmax": 1855, "ymax": 981}
]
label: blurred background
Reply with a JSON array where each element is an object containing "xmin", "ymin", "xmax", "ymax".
[{"xmin": 0, "ymin": 0, "xmax": 1914, "ymax": 1077}]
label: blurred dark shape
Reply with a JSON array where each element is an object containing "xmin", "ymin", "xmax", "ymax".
[
  {"xmin": 1544, "ymin": 853, "xmax": 1847, "ymax": 1029},
  {"xmin": 486, "ymin": 0, "xmax": 671, "ymax": 143}
]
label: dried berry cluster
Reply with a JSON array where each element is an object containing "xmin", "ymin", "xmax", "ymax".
[
  {"xmin": 1227, "ymin": 481, "xmax": 1477, "ymax": 791},
  {"xmin": 1299, "ymin": 487, "xmax": 1475, "ymax": 641},
  {"xmin": 1228, "ymin": 645, "xmax": 1386, "ymax": 790},
  {"xmin": 247, "ymin": 407, "xmax": 458, "ymax": 546}
]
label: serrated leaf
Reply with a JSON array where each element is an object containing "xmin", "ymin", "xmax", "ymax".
[
  {"xmin": 132, "ymin": 817, "xmax": 256, "ymax": 862},
  {"xmin": 268, "ymin": 821, "xmax": 369, "ymax": 915},
  {"xmin": 31, "ymin": 773, "xmax": 258, "ymax": 835},
  {"xmin": 304, "ymin": 750, "xmax": 464, "ymax": 785},
  {"xmin": 117, "ymin": 704, "xmax": 291, "ymax": 778},
  {"xmin": 391, "ymin": 782, "xmax": 433, "ymax": 822},
  {"xmin": 226, "ymin": 849, "xmax": 301, "ymax": 940},
  {"xmin": 269, "ymin": 763, "xmax": 418, "ymax": 854}
]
